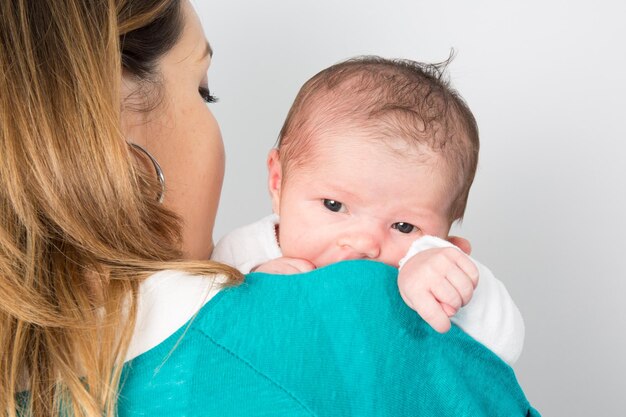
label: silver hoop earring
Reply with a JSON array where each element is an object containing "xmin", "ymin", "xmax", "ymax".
[{"xmin": 128, "ymin": 142, "xmax": 166, "ymax": 204}]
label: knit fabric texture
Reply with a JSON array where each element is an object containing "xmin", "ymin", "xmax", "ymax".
[{"xmin": 118, "ymin": 260, "xmax": 540, "ymax": 417}]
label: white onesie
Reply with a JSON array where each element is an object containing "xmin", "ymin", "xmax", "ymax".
[{"xmin": 212, "ymin": 214, "xmax": 524, "ymax": 365}]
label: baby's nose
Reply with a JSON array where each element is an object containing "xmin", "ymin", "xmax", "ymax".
[{"xmin": 337, "ymin": 231, "xmax": 381, "ymax": 259}]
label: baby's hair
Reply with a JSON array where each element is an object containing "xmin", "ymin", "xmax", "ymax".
[{"xmin": 277, "ymin": 54, "xmax": 479, "ymax": 223}]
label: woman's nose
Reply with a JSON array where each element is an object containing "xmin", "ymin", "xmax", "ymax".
[{"xmin": 337, "ymin": 231, "xmax": 381, "ymax": 259}]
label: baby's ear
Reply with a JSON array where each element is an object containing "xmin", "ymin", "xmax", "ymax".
[
  {"xmin": 447, "ymin": 236, "xmax": 472, "ymax": 255},
  {"xmin": 267, "ymin": 149, "xmax": 282, "ymax": 215}
]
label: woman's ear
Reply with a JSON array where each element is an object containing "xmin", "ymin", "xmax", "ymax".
[{"xmin": 267, "ymin": 148, "xmax": 283, "ymax": 215}]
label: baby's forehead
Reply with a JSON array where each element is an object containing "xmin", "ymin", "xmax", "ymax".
[
  {"xmin": 284, "ymin": 132, "xmax": 455, "ymax": 218},
  {"xmin": 280, "ymin": 94, "xmax": 463, "ymax": 192},
  {"xmin": 288, "ymin": 130, "xmax": 443, "ymax": 177}
]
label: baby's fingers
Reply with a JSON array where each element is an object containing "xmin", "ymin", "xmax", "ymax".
[
  {"xmin": 254, "ymin": 257, "xmax": 316, "ymax": 274},
  {"xmin": 445, "ymin": 265, "xmax": 476, "ymax": 306},
  {"xmin": 283, "ymin": 258, "xmax": 316, "ymax": 273},
  {"xmin": 414, "ymin": 292, "xmax": 452, "ymax": 333},
  {"xmin": 441, "ymin": 303, "xmax": 458, "ymax": 317},
  {"xmin": 451, "ymin": 250, "xmax": 479, "ymax": 288},
  {"xmin": 431, "ymin": 279, "xmax": 463, "ymax": 313}
]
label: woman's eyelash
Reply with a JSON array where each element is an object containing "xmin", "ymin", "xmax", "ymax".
[{"xmin": 199, "ymin": 86, "xmax": 218, "ymax": 103}]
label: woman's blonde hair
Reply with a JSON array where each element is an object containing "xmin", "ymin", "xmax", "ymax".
[{"xmin": 0, "ymin": 1, "xmax": 241, "ymax": 415}]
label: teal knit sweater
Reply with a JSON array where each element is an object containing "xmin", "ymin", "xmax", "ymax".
[{"xmin": 118, "ymin": 260, "xmax": 539, "ymax": 416}]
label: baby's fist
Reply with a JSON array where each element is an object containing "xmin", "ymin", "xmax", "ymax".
[
  {"xmin": 253, "ymin": 257, "xmax": 316, "ymax": 275},
  {"xmin": 398, "ymin": 247, "xmax": 479, "ymax": 333}
]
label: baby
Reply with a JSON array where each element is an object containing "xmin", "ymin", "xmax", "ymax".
[{"xmin": 213, "ymin": 56, "xmax": 524, "ymax": 365}]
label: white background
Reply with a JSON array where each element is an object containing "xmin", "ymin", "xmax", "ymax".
[{"xmin": 195, "ymin": 1, "xmax": 626, "ymax": 415}]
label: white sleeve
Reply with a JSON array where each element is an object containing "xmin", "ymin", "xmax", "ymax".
[
  {"xmin": 211, "ymin": 214, "xmax": 283, "ymax": 274},
  {"xmin": 399, "ymin": 236, "xmax": 525, "ymax": 365},
  {"xmin": 127, "ymin": 270, "xmax": 226, "ymax": 361}
]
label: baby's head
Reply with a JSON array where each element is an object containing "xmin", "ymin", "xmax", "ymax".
[{"xmin": 268, "ymin": 56, "xmax": 479, "ymax": 268}]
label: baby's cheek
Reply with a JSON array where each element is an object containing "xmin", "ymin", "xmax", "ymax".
[
  {"xmin": 280, "ymin": 232, "xmax": 320, "ymax": 264},
  {"xmin": 310, "ymin": 253, "xmax": 341, "ymax": 269},
  {"xmin": 383, "ymin": 243, "xmax": 414, "ymax": 268},
  {"xmin": 286, "ymin": 242, "xmax": 337, "ymax": 269}
]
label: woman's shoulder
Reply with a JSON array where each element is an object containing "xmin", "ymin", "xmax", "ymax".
[
  {"xmin": 121, "ymin": 260, "xmax": 536, "ymax": 416},
  {"xmin": 120, "ymin": 260, "xmax": 402, "ymax": 416},
  {"xmin": 126, "ymin": 260, "xmax": 396, "ymax": 361},
  {"xmin": 125, "ymin": 269, "xmax": 227, "ymax": 361},
  {"xmin": 196, "ymin": 260, "xmax": 534, "ymax": 415}
]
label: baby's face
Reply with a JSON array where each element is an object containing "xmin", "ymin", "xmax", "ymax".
[{"xmin": 269, "ymin": 134, "xmax": 453, "ymax": 268}]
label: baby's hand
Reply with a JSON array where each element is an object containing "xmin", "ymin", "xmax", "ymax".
[
  {"xmin": 398, "ymin": 247, "xmax": 479, "ymax": 333},
  {"xmin": 253, "ymin": 257, "xmax": 316, "ymax": 275}
]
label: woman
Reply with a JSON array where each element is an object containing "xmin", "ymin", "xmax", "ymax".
[{"xmin": 0, "ymin": 1, "xmax": 538, "ymax": 416}]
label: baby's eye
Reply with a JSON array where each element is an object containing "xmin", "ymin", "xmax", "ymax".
[
  {"xmin": 199, "ymin": 86, "xmax": 218, "ymax": 103},
  {"xmin": 392, "ymin": 222, "xmax": 418, "ymax": 234},
  {"xmin": 323, "ymin": 199, "xmax": 345, "ymax": 213}
]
